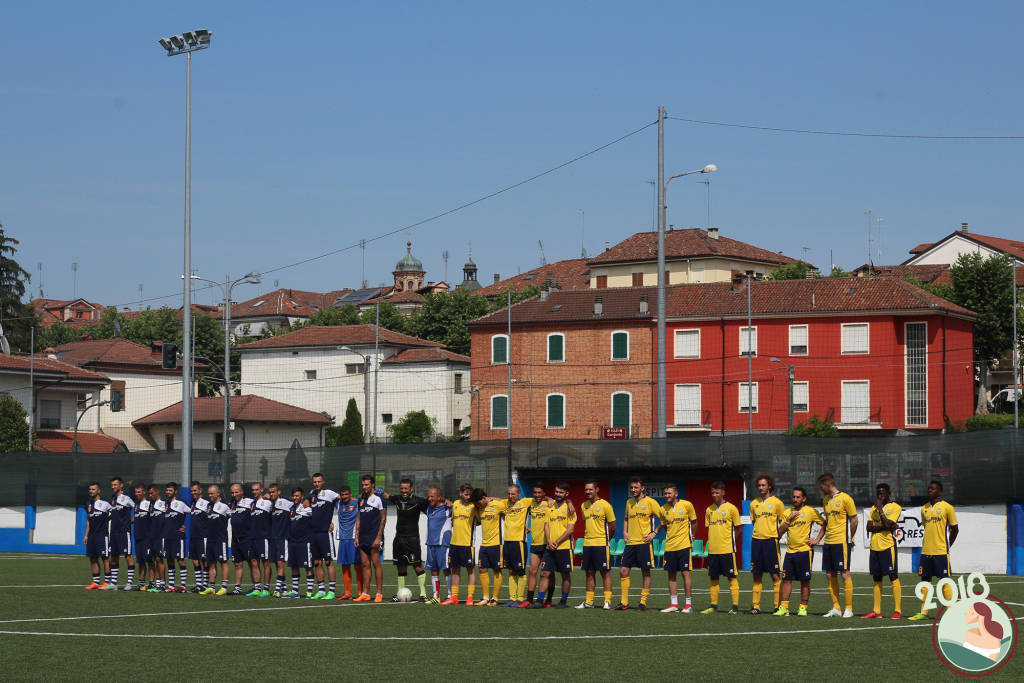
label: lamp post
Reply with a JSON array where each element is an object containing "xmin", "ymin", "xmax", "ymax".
[
  {"xmin": 770, "ymin": 357, "xmax": 795, "ymax": 433},
  {"xmin": 341, "ymin": 346, "xmax": 371, "ymax": 444},
  {"xmin": 191, "ymin": 272, "xmax": 260, "ymax": 459},
  {"xmin": 159, "ymin": 28, "xmax": 212, "ymax": 484}
]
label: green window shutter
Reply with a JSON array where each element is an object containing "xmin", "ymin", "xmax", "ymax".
[
  {"xmin": 612, "ymin": 393, "xmax": 630, "ymax": 434},
  {"xmin": 548, "ymin": 334, "xmax": 564, "ymax": 362},
  {"xmin": 547, "ymin": 394, "xmax": 564, "ymax": 428},
  {"xmin": 612, "ymin": 332, "xmax": 628, "ymax": 359},
  {"xmin": 492, "ymin": 336, "xmax": 507, "ymax": 364},
  {"xmin": 492, "ymin": 395, "xmax": 508, "ymax": 428}
]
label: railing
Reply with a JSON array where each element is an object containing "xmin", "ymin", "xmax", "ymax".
[
  {"xmin": 826, "ymin": 405, "xmax": 882, "ymax": 426},
  {"xmin": 671, "ymin": 409, "xmax": 711, "ymax": 428}
]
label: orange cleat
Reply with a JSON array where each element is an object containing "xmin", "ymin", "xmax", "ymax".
[
  {"xmin": 465, "ymin": 597, "xmax": 475, "ymax": 606},
  {"xmin": 373, "ymin": 594, "xmax": 383, "ymax": 603},
  {"xmin": 84, "ymin": 582, "xmax": 99, "ymax": 590},
  {"xmin": 353, "ymin": 594, "xmax": 371, "ymax": 602},
  {"xmin": 439, "ymin": 597, "xmax": 459, "ymax": 605}
]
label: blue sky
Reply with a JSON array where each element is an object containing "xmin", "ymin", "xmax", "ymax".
[{"xmin": 4, "ymin": 1, "xmax": 1022, "ymax": 309}]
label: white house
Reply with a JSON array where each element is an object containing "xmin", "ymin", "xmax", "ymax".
[
  {"xmin": 903, "ymin": 223, "xmax": 1024, "ymax": 268},
  {"xmin": 238, "ymin": 325, "xmax": 471, "ymax": 440}
]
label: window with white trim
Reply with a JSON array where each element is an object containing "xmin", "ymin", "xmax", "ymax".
[
  {"xmin": 491, "ymin": 335, "xmax": 509, "ymax": 364},
  {"xmin": 739, "ymin": 382, "xmax": 758, "ymax": 413},
  {"xmin": 305, "ymin": 369, "xmax": 317, "ymax": 380},
  {"xmin": 792, "ymin": 381, "xmax": 809, "ymax": 412},
  {"xmin": 611, "ymin": 331, "xmax": 629, "ymax": 360},
  {"xmin": 490, "ymin": 394, "xmax": 508, "ymax": 429},
  {"xmin": 905, "ymin": 322, "xmax": 928, "ymax": 425},
  {"xmin": 789, "ymin": 324, "xmax": 808, "ymax": 356},
  {"xmin": 674, "ymin": 329, "xmax": 700, "ymax": 358},
  {"xmin": 547, "ymin": 333, "xmax": 565, "ymax": 363},
  {"xmin": 739, "ymin": 327, "xmax": 757, "ymax": 356},
  {"xmin": 841, "ymin": 323, "xmax": 869, "ymax": 354},
  {"xmin": 546, "ymin": 393, "xmax": 565, "ymax": 429}
]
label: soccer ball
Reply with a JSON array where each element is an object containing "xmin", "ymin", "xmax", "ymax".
[{"xmin": 396, "ymin": 588, "xmax": 413, "ymax": 602}]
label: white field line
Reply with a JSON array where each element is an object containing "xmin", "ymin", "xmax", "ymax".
[{"xmin": 0, "ymin": 601, "xmax": 394, "ymax": 625}]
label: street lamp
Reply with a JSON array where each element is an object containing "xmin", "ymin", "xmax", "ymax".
[
  {"xmin": 191, "ymin": 272, "xmax": 260, "ymax": 459},
  {"xmin": 340, "ymin": 346, "xmax": 371, "ymax": 444},
  {"xmin": 158, "ymin": 28, "xmax": 212, "ymax": 485},
  {"xmin": 770, "ymin": 357, "xmax": 795, "ymax": 433}
]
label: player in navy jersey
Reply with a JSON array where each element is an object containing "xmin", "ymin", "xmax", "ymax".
[
  {"xmin": 424, "ymin": 487, "xmax": 453, "ymax": 603},
  {"xmin": 247, "ymin": 482, "xmax": 273, "ymax": 597},
  {"xmin": 285, "ymin": 487, "xmax": 316, "ymax": 598},
  {"xmin": 83, "ymin": 482, "xmax": 112, "ymax": 589},
  {"xmin": 334, "ymin": 485, "xmax": 362, "ymax": 600},
  {"xmin": 162, "ymin": 483, "xmax": 190, "ymax": 592},
  {"xmin": 188, "ymin": 482, "xmax": 211, "ymax": 593},
  {"xmin": 308, "ymin": 473, "xmax": 340, "ymax": 599},
  {"xmin": 228, "ymin": 483, "xmax": 254, "ymax": 595},
  {"xmin": 107, "ymin": 477, "xmax": 135, "ymax": 589},
  {"xmin": 131, "ymin": 484, "xmax": 151, "ymax": 591},
  {"xmin": 353, "ymin": 474, "xmax": 386, "ymax": 602},
  {"xmin": 268, "ymin": 483, "xmax": 294, "ymax": 596},
  {"xmin": 204, "ymin": 485, "xmax": 232, "ymax": 595},
  {"xmin": 382, "ymin": 478, "xmax": 430, "ymax": 602},
  {"xmin": 147, "ymin": 485, "xmax": 167, "ymax": 591}
]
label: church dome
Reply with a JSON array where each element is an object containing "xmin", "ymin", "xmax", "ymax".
[{"xmin": 394, "ymin": 241, "xmax": 423, "ymax": 273}]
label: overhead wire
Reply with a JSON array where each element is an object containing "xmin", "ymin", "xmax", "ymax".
[{"xmin": 666, "ymin": 115, "xmax": 1024, "ymax": 140}]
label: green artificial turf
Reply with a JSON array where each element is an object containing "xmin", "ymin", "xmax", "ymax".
[{"xmin": 0, "ymin": 553, "xmax": 1021, "ymax": 681}]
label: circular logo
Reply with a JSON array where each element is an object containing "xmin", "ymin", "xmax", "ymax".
[{"xmin": 933, "ymin": 596, "xmax": 1017, "ymax": 675}]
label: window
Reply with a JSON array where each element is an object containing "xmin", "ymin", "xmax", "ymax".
[
  {"xmin": 304, "ymin": 369, "xmax": 317, "ymax": 380},
  {"xmin": 665, "ymin": 270, "xmax": 672, "ymax": 285},
  {"xmin": 454, "ymin": 373, "xmax": 463, "ymax": 394},
  {"xmin": 40, "ymin": 400, "xmax": 60, "ymax": 428},
  {"xmin": 490, "ymin": 395, "xmax": 508, "ymax": 429},
  {"xmin": 739, "ymin": 382, "xmax": 759, "ymax": 413},
  {"xmin": 906, "ymin": 322, "xmax": 928, "ymax": 425},
  {"xmin": 345, "ymin": 363, "xmax": 365, "ymax": 375},
  {"xmin": 674, "ymin": 384, "xmax": 702, "ymax": 426},
  {"xmin": 692, "ymin": 262, "xmax": 705, "ymax": 284},
  {"xmin": 382, "ymin": 413, "xmax": 393, "ymax": 424},
  {"xmin": 739, "ymin": 327, "xmax": 758, "ymax": 357},
  {"xmin": 792, "ymin": 382, "xmax": 809, "ymax": 412},
  {"xmin": 452, "ymin": 418, "xmax": 462, "ymax": 434},
  {"xmin": 611, "ymin": 331, "xmax": 629, "ymax": 360},
  {"xmin": 789, "ymin": 325, "xmax": 808, "ymax": 355},
  {"xmin": 547, "ymin": 333, "xmax": 565, "ymax": 363},
  {"xmin": 841, "ymin": 380, "xmax": 870, "ymax": 423},
  {"xmin": 491, "ymin": 335, "xmax": 509, "ymax": 364},
  {"xmin": 631, "ymin": 272, "xmax": 644, "ymax": 287},
  {"xmin": 674, "ymin": 329, "xmax": 700, "ymax": 358},
  {"xmin": 214, "ymin": 432, "xmax": 224, "ymax": 452},
  {"xmin": 546, "ymin": 394, "xmax": 565, "ymax": 429},
  {"xmin": 165, "ymin": 434, "xmax": 175, "ymax": 451},
  {"xmin": 841, "ymin": 323, "xmax": 870, "ymax": 354},
  {"xmin": 76, "ymin": 393, "xmax": 88, "ymax": 410},
  {"xmin": 596, "ymin": 275, "xmax": 608, "ymax": 289},
  {"xmin": 611, "ymin": 392, "xmax": 631, "ymax": 436}
]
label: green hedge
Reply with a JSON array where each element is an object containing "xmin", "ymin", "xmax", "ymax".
[{"xmin": 965, "ymin": 413, "xmax": 1015, "ymax": 431}]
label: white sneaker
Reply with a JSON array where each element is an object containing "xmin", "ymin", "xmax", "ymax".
[
  {"xmin": 574, "ymin": 601, "xmax": 594, "ymax": 609},
  {"xmin": 823, "ymin": 608, "xmax": 842, "ymax": 617},
  {"xmin": 602, "ymin": 602, "xmax": 613, "ymax": 611},
  {"xmin": 842, "ymin": 608, "xmax": 854, "ymax": 618},
  {"xmin": 661, "ymin": 605, "xmax": 680, "ymax": 613},
  {"xmin": 682, "ymin": 605, "xmax": 692, "ymax": 613}
]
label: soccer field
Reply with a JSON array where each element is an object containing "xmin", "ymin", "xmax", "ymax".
[{"xmin": 0, "ymin": 553, "xmax": 1021, "ymax": 681}]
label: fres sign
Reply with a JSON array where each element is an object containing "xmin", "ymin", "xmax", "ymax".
[{"xmin": 861, "ymin": 508, "xmax": 924, "ymax": 547}]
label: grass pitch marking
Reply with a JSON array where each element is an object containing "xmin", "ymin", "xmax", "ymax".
[{"xmin": 0, "ymin": 601, "xmax": 394, "ymax": 625}]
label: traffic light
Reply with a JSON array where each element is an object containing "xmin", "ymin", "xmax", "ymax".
[
  {"xmin": 259, "ymin": 457, "xmax": 268, "ymax": 477},
  {"xmin": 110, "ymin": 380, "xmax": 125, "ymax": 412},
  {"xmin": 161, "ymin": 343, "xmax": 178, "ymax": 369}
]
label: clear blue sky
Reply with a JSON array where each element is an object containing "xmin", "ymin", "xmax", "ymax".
[{"xmin": 4, "ymin": 1, "xmax": 1022, "ymax": 309}]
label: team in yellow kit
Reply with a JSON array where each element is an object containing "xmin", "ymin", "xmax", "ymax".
[
  {"xmin": 577, "ymin": 481, "xmax": 616, "ymax": 610},
  {"xmin": 701, "ymin": 481, "xmax": 742, "ymax": 614},
  {"xmin": 658, "ymin": 484, "xmax": 696, "ymax": 613},
  {"xmin": 909, "ymin": 480, "xmax": 959, "ymax": 620},
  {"xmin": 863, "ymin": 483, "xmax": 903, "ymax": 619}
]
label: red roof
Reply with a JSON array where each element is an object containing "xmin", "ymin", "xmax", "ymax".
[
  {"xmin": 470, "ymin": 287, "xmax": 654, "ymax": 326},
  {"xmin": 904, "ymin": 230, "xmax": 1024, "ymax": 264},
  {"xmin": 0, "ymin": 354, "xmax": 110, "ymax": 384},
  {"xmin": 474, "ymin": 258, "xmax": 591, "ymax": 297},
  {"xmin": 34, "ymin": 431, "xmax": 127, "ymax": 453},
  {"xmin": 908, "ymin": 242, "xmax": 934, "ymax": 255},
  {"xmin": 237, "ymin": 324, "xmax": 443, "ymax": 350},
  {"xmin": 851, "ymin": 263, "xmax": 952, "ymax": 286},
  {"xmin": 230, "ymin": 288, "xmax": 353, "ymax": 320},
  {"xmin": 382, "ymin": 348, "xmax": 471, "ymax": 364},
  {"xmin": 586, "ymin": 229, "xmax": 798, "ymax": 267},
  {"xmin": 133, "ymin": 394, "xmax": 331, "ymax": 426},
  {"xmin": 31, "ymin": 298, "xmax": 108, "ymax": 330},
  {"xmin": 119, "ymin": 304, "xmax": 222, "ymax": 321},
  {"xmin": 366, "ymin": 288, "xmax": 425, "ymax": 305}
]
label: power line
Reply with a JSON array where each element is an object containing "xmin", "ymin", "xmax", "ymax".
[{"xmin": 667, "ymin": 116, "xmax": 1024, "ymax": 140}]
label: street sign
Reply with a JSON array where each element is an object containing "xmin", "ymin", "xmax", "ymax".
[{"xmin": 603, "ymin": 427, "xmax": 627, "ymax": 439}]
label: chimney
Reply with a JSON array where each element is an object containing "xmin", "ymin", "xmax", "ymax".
[
  {"xmin": 594, "ymin": 296, "xmax": 603, "ymax": 317},
  {"xmin": 708, "ymin": 227, "xmax": 719, "ymax": 240},
  {"xmin": 639, "ymin": 293, "xmax": 649, "ymax": 315},
  {"xmin": 669, "ymin": 224, "xmax": 674, "ymax": 231},
  {"xmin": 961, "ymin": 222, "xmax": 969, "ymax": 233},
  {"xmin": 493, "ymin": 274, "xmax": 500, "ymax": 284},
  {"xmin": 539, "ymin": 289, "xmax": 548, "ymax": 301},
  {"xmin": 604, "ymin": 241, "xmax": 610, "ymax": 251}
]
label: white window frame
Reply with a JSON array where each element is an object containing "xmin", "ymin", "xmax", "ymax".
[
  {"xmin": 490, "ymin": 394, "xmax": 509, "ymax": 430},
  {"xmin": 792, "ymin": 381, "xmax": 809, "ymax": 413},
  {"xmin": 491, "ymin": 334, "xmax": 509, "ymax": 365},
  {"xmin": 546, "ymin": 332, "xmax": 565, "ymax": 363},
  {"xmin": 674, "ymin": 329, "xmax": 701, "ymax": 359},
  {"xmin": 545, "ymin": 393, "xmax": 566, "ymax": 429},
  {"xmin": 610, "ymin": 330, "xmax": 630, "ymax": 361},
  {"xmin": 788, "ymin": 324, "xmax": 808, "ymax": 356},
  {"xmin": 905, "ymin": 321, "xmax": 928, "ymax": 426},
  {"xmin": 673, "ymin": 383, "xmax": 702, "ymax": 426},
  {"xmin": 739, "ymin": 326, "xmax": 758, "ymax": 357},
  {"xmin": 840, "ymin": 380, "xmax": 871, "ymax": 424},
  {"xmin": 610, "ymin": 391, "xmax": 633, "ymax": 429},
  {"xmin": 738, "ymin": 382, "xmax": 759, "ymax": 413},
  {"xmin": 841, "ymin": 322, "xmax": 870, "ymax": 355}
]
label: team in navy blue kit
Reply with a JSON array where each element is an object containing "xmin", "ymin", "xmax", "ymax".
[
  {"xmin": 308, "ymin": 473, "xmax": 340, "ymax": 599},
  {"xmin": 162, "ymin": 483, "xmax": 190, "ymax": 592},
  {"xmin": 286, "ymin": 487, "xmax": 316, "ymax": 597},
  {"xmin": 188, "ymin": 482, "xmax": 210, "ymax": 593},
  {"xmin": 354, "ymin": 475, "xmax": 387, "ymax": 602},
  {"xmin": 268, "ymin": 483, "xmax": 294, "ymax": 596},
  {"xmin": 83, "ymin": 482, "xmax": 112, "ymax": 589},
  {"xmin": 107, "ymin": 477, "xmax": 136, "ymax": 589},
  {"xmin": 247, "ymin": 483, "xmax": 274, "ymax": 596},
  {"xmin": 132, "ymin": 484, "xmax": 151, "ymax": 590},
  {"xmin": 204, "ymin": 485, "xmax": 232, "ymax": 594}
]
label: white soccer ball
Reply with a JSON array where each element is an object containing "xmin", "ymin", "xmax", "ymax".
[{"xmin": 396, "ymin": 587, "xmax": 413, "ymax": 602}]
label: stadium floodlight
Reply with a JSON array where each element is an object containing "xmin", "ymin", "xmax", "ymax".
[
  {"xmin": 158, "ymin": 37, "xmax": 174, "ymax": 54},
  {"xmin": 183, "ymin": 31, "xmax": 198, "ymax": 46},
  {"xmin": 170, "ymin": 35, "xmax": 185, "ymax": 49},
  {"xmin": 196, "ymin": 29, "xmax": 212, "ymax": 45}
]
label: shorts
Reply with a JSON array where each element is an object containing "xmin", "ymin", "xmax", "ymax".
[
  {"xmin": 449, "ymin": 545, "xmax": 475, "ymax": 568},
  {"xmin": 231, "ymin": 538, "xmax": 250, "ymax": 563},
  {"xmin": 541, "ymin": 548, "xmax": 572, "ymax": 574},
  {"xmin": 750, "ymin": 538, "xmax": 781, "ymax": 575},
  {"xmin": 663, "ymin": 548, "xmax": 691, "ymax": 573},
  {"xmin": 581, "ymin": 545, "xmax": 610, "ymax": 572},
  {"xmin": 869, "ymin": 547, "xmax": 898, "ymax": 579},
  {"xmin": 707, "ymin": 552, "xmax": 737, "ymax": 579},
  {"xmin": 247, "ymin": 538, "xmax": 270, "ymax": 561},
  {"xmin": 149, "ymin": 537, "xmax": 165, "ymax": 558},
  {"xmin": 135, "ymin": 539, "xmax": 150, "ymax": 563},
  {"xmin": 208, "ymin": 539, "xmax": 229, "ymax": 563},
  {"xmin": 425, "ymin": 545, "xmax": 449, "ymax": 571},
  {"xmin": 163, "ymin": 538, "xmax": 186, "ymax": 560},
  {"xmin": 110, "ymin": 531, "xmax": 132, "ymax": 557},
  {"xmin": 189, "ymin": 536, "xmax": 208, "ymax": 561},
  {"xmin": 85, "ymin": 534, "xmax": 110, "ymax": 559},
  {"xmin": 311, "ymin": 532, "xmax": 336, "ymax": 562},
  {"xmin": 337, "ymin": 539, "xmax": 359, "ymax": 565},
  {"xmin": 358, "ymin": 539, "xmax": 383, "ymax": 557},
  {"xmin": 288, "ymin": 541, "xmax": 312, "ymax": 569},
  {"xmin": 392, "ymin": 536, "xmax": 423, "ymax": 566},
  {"xmin": 821, "ymin": 543, "xmax": 852, "ymax": 573},
  {"xmin": 782, "ymin": 550, "xmax": 813, "ymax": 581},
  {"xmin": 530, "ymin": 544, "xmax": 546, "ymax": 559},
  {"xmin": 503, "ymin": 541, "xmax": 525, "ymax": 576},
  {"xmin": 918, "ymin": 553, "xmax": 951, "ymax": 581},
  {"xmin": 479, "ymin": 545, "xmax": 502, "ymax": 570},
  {"xmin": 269, "ymin": 539, "xmax": 289, "ymax": 563},
  {"xmin": 621, "ymin": 544, "xmax": 653, "ymax": 570}
]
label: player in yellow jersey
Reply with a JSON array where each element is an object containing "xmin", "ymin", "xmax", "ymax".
[
  {"xmin": 774, "ymin": 486, "xmax": 825, "ymax": 616},
  {"xmin": 440, "ymin": 484, "xmax": 479, "ymax": 605},
  {"xmin": 498, "ymin": 484, "xmax": 532, "ymax": 606},
  {"xmin": 615, "ymin": 476, "xmax": 660, "ymax": 611},
  {"xmin": 748, "ymin": 474, "xmax": 785, "ymax": 614},
  {"xmin": 520, "ymin": 483, "xmax": 552, "ymax": 608},
  {"xmin": 817, "ymin": 472, "xmax": 858, "ymax": 618},
  {"xmin": 863, "ymin": 483, "xmax": 903, "ymax": 619},
  {"xmin": 531, "ymin": 482, "xmax": 577, "ymax": 608},
  {"xmin": 700, "ymin": 481, "xmax": 742, "ymax": 615},
  {"xmin": 576, "ymin": 481, "xmax": 616, "ymax": 610},
  {"xmin": 909, "ymin": 480, "xmax": 959, "ymax": 621},
  {"xmin": 473, "ymin": 490, "xmax": 505, "ymax": 606},
  {"xmin": 657, "ymin": 484, "xmax": 696, "ymax": 613}
]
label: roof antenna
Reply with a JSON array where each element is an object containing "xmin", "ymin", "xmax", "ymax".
[
  {"xmin": 538, "ymin": 240, "xmax": 547, "ymax": 266},
  {"xmin": 442, "ymin": 250, "xmax": 449, "ymax": 283},
  {"xmin": 579, "ymin": 209, "xmax": 587, "ymax": 258}
]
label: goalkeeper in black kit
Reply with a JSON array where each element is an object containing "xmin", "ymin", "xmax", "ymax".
[{"xmin": 381, "ymin": 478, "xmax": 430, "ymax": 602}]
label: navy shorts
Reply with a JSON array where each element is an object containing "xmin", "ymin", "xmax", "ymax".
[
  {"xmin": 480, "ymin": 545, "xmax": 502, "ymax": 570},
  {"xmin": 189, "ymin": 536, "xmax": 207, "ymax": 561},
  {"xmin": 541, "ymin": 548, "xmax": 572, "ymax": 574},
  {"xmin": 530, "ymin": 544, "xmax": 546, "ymax": 559},
  {"xmin": 581, "ymin": 545, "xmax": 610, "ymax": 572},
  {"xmin": 231, "ymin": 537, "xmax": 250, "ymax": 563},
  {"xmin": 425, "ymin": 545, "xmax": 449, "ymax": 571},
  {"xmin": 663, "ymin": 548, "xmax": 691, "ymax": 573},
  {"xmin": 163, "ymin": 538, "xmax": 186, "ymax": 560},
  {"xmin": 707, "ymin": 552, "xmax": 737, "ymax": 579},
  {"xmin": 248, "ymin": 538, "xmax": 269, "ymax": 561},
  {"xmin": 449, "ymin": 545, "xmax": 475, "ymax": 568},
  {"xmin": 392, "ymin": 536, "xmax": 422, "ymax": 566},
  {"xmin": 311, "ymin": 532, "xmax": 335, "ymax": 562},
  {"xmin": 358, "ymin": 538, "xmax": 383, "ymax": 557},
  {"xmin": 503, "ymin": 541, "xmax": 525, "ymax": 576},
  {"xmin": 782, "ymin": 550, "xmax": 813, "ymax": 581},
  {"xmin": 269, "ymin": 539, "xmax": 289, "ymax": 563},
  {"xmin": 918, "ymin": 553, "xmax": 951, "ymax": 581},
  {"xmin": 208, "ymin": 539, "xmax": 229, "ymax": 563},
  {"xmin": 337, "ymin": 539, "xmax": 359, "ymax": 565},
  {"xmin": 149, "ymin": 537, "xmax": 165, "ymax": 559},
  {"xmin": 869, "ymin": 548, "xmax": 898, "ymax": 579},
  {"xmin": 288, "ymin": 541, "xmax": 312, "ymax": 569},
  {"xmin": 109, "ymin": 531, "xmax": 132, "ymax": 557},
  {"xmin": 85, "ymin": 533, "xmax": 110, "ymax": 559},
  {"xmin": 135, "ymin": 539, "xmax": 150, "ymax": 563},
  {"xmin": 621, "ymin": 544, "xmax": 653, "ymax": 570},
  {"xmin": 822, "ymin": 543, "xmax": 852, "ymax": 573},
  {"xmin": 750, "ymin": 538, "xmax": 781, "ymax": 575}
]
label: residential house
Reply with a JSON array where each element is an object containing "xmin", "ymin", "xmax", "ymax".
[
  {"xmin": 32, "ymin": 298, "xmax": 107, "ymax": 330},
  {"xmin": 228, "ymin": 288, "xmax": 351, "ymax": 337},
  {"xmin": 474, "ymin": 257, "xmax": 591, "ymax": 299}
]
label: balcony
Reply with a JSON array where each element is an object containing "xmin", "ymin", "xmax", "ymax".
[
  {"xmin": 667, "ymin": 409, "xmax": 712, "ymax": 432},
  {"xmin": 826, "ymin": 405, "xmax": 882, "ymax": 429}
]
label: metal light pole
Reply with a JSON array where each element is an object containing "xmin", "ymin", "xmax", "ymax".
[
  {"xmin": 1013, "ymin": 262, "xmax": 1019, "ymax": 429},
  {"xmin": 159, "ymin": 29, "xmax": 211, "ymax": 484},
  {"xmin": 770, "ymin": 357, "xmax": 795, "ymax": 432},
  {"xmin": 746, "ymin": 271, "xmax": 753, "ymax": 435}
]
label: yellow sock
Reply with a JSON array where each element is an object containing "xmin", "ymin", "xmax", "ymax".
[
  {"xmin": 585, "ymin": 590, "xmax": 594, "ymax": 605},
  {"xmin": 873, "ymin": 581, "xmax": 882, "ymax": 613},
  {"xmin": 709, "ymin": 582, "xmax": 720, "ymax": 606},
  {"xmin": 603, "ymin": 589, "xmax": 613, "ymax": 605},
  {"xmin": 492, "ymin": 573, "xmax": 502, "ymax": 600},
  {"xmin": 942, "ymin": 582, "xmax": 953, "ymax": 602},
  {"xmin": 920, "ymin": 593, "xmax": 928, "ymax": 615},
  {"xmin": 729, "ymin": 578, "xmax": 740, "ymax": 606},
  {"xmin": 455, "ymin": 585, "xmax": 461, "ymax": 600},
  {"xmin": 620, "ymin": 576, "xmax": 630, "ymax": 605},
  {"xmin": 469, "ymin": 582, "xmax": 476, "ymax": 600},
  {"xmin": 892, "ymin": 579, "xmax": 902, "ymax": 613},
  {"xmin": 780, "ymin": 600, "xmax": 789, "ymax": 610},
  {"xmin": 480, "ymin": 572, "xmax": 490, "ymax": 599},
  {"xmin": 640, "ymin": 588, "xmax": 650, "ymax": 605},
  {"xmin": 773, "ymin": 581, "xmax": 781, "ymax": 609},
  {"xmin": 752, "ymin": 578, "xmax": 763, "ymax": 609},
  {"xmin": 827, "ymin": 576, "xmax": 840, "ymax": 610},
  {"xmin": 844, "ymin": 577, "xmax": 854, "ymax": 611}
]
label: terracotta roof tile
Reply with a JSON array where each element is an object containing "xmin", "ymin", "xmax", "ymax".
[
  {"xmin": 851, "ymin": 263, "xmax": 952, "ymax": 286},
  {"xmin": 959, "ymin": 232, "xmax": 1024, "ymax": 261},
  {"xmin": 52, "ymin": 339, "xmax": 162, "ymax": 367},
  {"xmin": 231, "ymin": 288, "xmax": 352, "ymax": 319},
  {"xmin": 0, "ymin": 354, "xmax": 110, "ymax": 383},
  {"xmin": 237, "ymin": 324, "xmax": 443, "ymax": 350},
  {"xmin": 119, "ymin": 304, "xmax": 221, "ymax": 321},
  {"xmin": 586, "ymin": 229, "xmax": 798, "ymax": 267},
  {"xmin": 133, "ymin": 394, "xmax": 331, "ymax": 426},
  {"xmin": 34, "ymin": 431, "xmax": 127, "ymax": 453},
  {"xmin": 908, "ymin": 242, "xmax": 934, "ymax": 255},
  {"xmin": 474, "ymin": 258, "xmax": 591, "ymax": 297},
  {"xmin": 470, "ymin": 287, "xmax": 655, "ymax": 326},
  {"xmin": 382, "ymin": 348, "xmax": 471, "ymax": 364}
]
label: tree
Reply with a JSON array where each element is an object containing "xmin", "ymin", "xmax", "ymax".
[
  {"xmin": 387, "ymin": 409, "xmax": 436, "ymax": 443},
  {"xmin": 789, "ymin": 414, "xmax": 839, "ymax": 437},
  {"xmin": 299, "ymin": 304, "xmax": 361, "ymax": 328},
  {"xmin": 327, "ymin": 398, "xmax": 364, "ymax": 445},
  {"xmin": 766, "ymin": 260, "xmax": 813, "ymax": 281},
  {"xmin": 359, "ymin": 301, "xmax": 407, "ymax": 334},
  {"xmin": 0, "ymin": 225, "xmax": 35, "ymax": 352},
  {"xmin": 828, "ymin": 266, "xmax": 847, "ymax": 278},
  {"xmin": 35, "ymin": 320, "xmax": 82, "ymax": 350},
  {"xmin": 905, "ymin": 276, "xmax": 955, "ymax": 302},
  {"xmin": 0, "ymin": 395, "xmax": 31, "ymax": 452},
  {"xmin": 408, "ymin": 289, "xmax": 492, "ymax": 355}
]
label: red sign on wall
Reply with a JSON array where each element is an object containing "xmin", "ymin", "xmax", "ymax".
[{"xmin": 603, "ymin": 427, "xmax": 627, "ymax": 439}]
